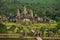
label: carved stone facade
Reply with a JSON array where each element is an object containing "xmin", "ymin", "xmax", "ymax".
[
  {"xmin": 16, "ymin": 6, "xmax": 33, "ymax": 22},
  {"xmin": 0, "ymin": 6, "xmax": 51, "ymax": 23},
  {"xmin": 16, "ymin": 6, "xmax": 51, "ymax": 23}
]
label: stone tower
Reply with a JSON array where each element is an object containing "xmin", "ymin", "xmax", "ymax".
[
  {"xmin": 29, "ymin": 9, "xmax": 33, "ymax": 18},
  {"xmin": 16, "ymin": 9, "xmax": 20, "ymax": 20},
  {"xmin": 17, "ymin": 9, "xmax": 20, "ymax": 17},
  {"xmin": 23, "ymin": 6, "xmax": 27, "ymax": 15}
]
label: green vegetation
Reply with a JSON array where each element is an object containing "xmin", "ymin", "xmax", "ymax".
[
  {"xmin": 0, "ymin": 0, "xmax": 60, "ymax": 22},
  {"xmin": 0, "ymin": 22, "xmax": 59, "ymax": 38},
  {"xmin": 0, "ymin": 23, "xmax": 7, "ymax": 33},
  {"xmin": 0, "ymin": 0, "xmax": 60, "ymax": 39}
]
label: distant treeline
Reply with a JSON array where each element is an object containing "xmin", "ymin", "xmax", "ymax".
[{"xmin": 0, "ymin": 0, "xmax": 60, "ymax": 22}]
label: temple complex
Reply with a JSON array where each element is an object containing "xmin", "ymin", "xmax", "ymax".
[
  {"xmin": 16, "ymin": 6, "xmax": 51, "ymax": 23},
  {"xmin": 0, "ymin": 6, "xmax": 51, "ymax": 23}
]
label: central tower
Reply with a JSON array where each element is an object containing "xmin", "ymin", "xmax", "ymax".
[{"xmin": 23, "ymin": 6, "xmax": 27, "ymax": 15}]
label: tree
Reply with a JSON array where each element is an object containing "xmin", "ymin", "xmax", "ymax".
[
  {"xmin": 55, "ymin": 17, "xmax": 60, "ymax": 22},
  {"xmin": 56, "ymin": 23, "xmax": 60, "ymax": 29},
  {"xmin": 50, "ymin": 28, "xmax": 57, "ymax": 34},
  {"xmin": 0, "ymin": 23, "xmax": 7, "ymax": 33},
  {"xmin": 57, "ymin": 29, "xmax": 60, "ymax": 35},
  {"xmin": 8, "ymin": 25, "xmax": 17, "ymax": 33},
  {"xmin": 40, "ymin": 27, "xmax": 45, "ymax": 37}
]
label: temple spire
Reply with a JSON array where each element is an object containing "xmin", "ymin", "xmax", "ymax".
[
  {"xmin": 16, "ymin": 8, "xmax": 21, "ymax": 20},
  {"xmin": 23, "ymin": 6, "xmax": 27, "ymax": 14},
  {"xmin": 17, "ymin": 9, "xmax": 20, "ymax": 17},
  {"xmin": 29, "ymin": 9, "xmax": 33, "ymax": 17}
]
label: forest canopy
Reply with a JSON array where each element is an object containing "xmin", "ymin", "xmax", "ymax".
[{"xmin": 0, "ymin": 0, "xmax": 60, "ymax": 22}]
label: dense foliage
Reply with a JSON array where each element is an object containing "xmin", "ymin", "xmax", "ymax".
[
  {"xmin": 0, "ymin": 0, "xmax": 60, "ymax": 38},
  {"xmin": 0, "ymin": 23, "xmax": 7, "ymax": 33},
  {"xmin": 0, "ymin": 22, "xmax": 59, "ymax": 38},
  {"xmin": 0, "ymin": 0, "xmax": 60, "ymax": 22}
]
